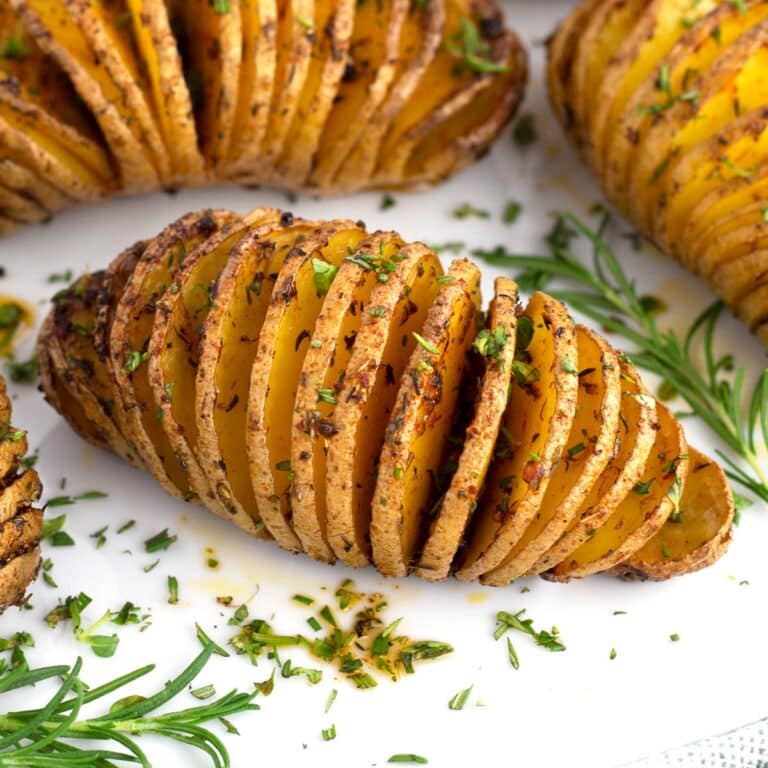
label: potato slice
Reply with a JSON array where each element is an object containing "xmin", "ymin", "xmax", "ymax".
[
  {"xmin": 551, "ymin": 398, "xmax": 689, "ymax": 580},
  {"xmin": 455, "ymin": 291, "xmax": 579, "ymax": 582},
  {"xmin": 545, "ymin": 0, "xmax": 600, "ymax": 137},
  {"xmin": 254, "ymin": 0, "xmax": 314, "ymax": 180},
  {"xmin": 372, "ymin": 0, "xmax": 499, "ymax": 186},
  {"xmin": 0, "ymin": 503, "xmax": 40, "ymax": 562},
  {"xmin": 275, "ymin": 0, "xmax": 355, "ymax": 187},
  {"xmin": 334, "ymin": 0, "xmax": 444, "ymax": 191},
  {"xmin": 291, "ymin": 233, "xmax": 385, "ymax": 562},
  {"xmin": 613, "ymin": 448, "xmax": 733, "ymax": 581},
  {"xmin": 634, "ymin": 21, "xmax": 768, "ymax": 245},
  {"xmin": 11, "ymin": 0, "xmax": 160, "ymax": 189},
  {"xmin": 325, "ymin": 240, "xmax": 443, "ymax": 566},
  {"xmin": 310, "ymin": 0, "xmax": 408, "ymax": 189},
  {"xmin": 399, "ymin": 27, "xmax": 527, "ymax": 187},
  {"xmin": 109, "ymin": 211, "xmax": 237, "ymax": 499},
  {"xmin": 0, "ymin": 156, "xmax": 71, "ymax": 213},
  {"xmin": 38, "ymin": 311, "xmax": 111, "ymax": 450},
  {"xmin": 47, "ymin": 265, "xmax": 143, "ymax": 467},
  {"xmin": 568, "ymin": 0, "xmax": 644, "ymax": 161},
  {"xmin": 223, "ymin": 0, "xmax": 277, "ymax": 176},
  {"xmin": 482, "ymin": 325, "xmax": 622, "ymax": 586},
  {"xmin": 247, "ymin": 220, "xmax": 366, "ymax": 552},
  {"xmin": 0, "ymin": 181, "xmax": 47, "ymax": 223},
  {"xmin": 415, "ymin": 277, "xmax": 518, "ymax": 581},
  {"xmin": 613, "ymin": 5, "xmax": 768, "ymax": 226},
  {"xmin": 149, "ymin": 211, "xmax": 279, "ymax": 527},
  {"xmin": 194, "ymin": 212, "xmax": 319, "ymax": 535},
  {"xmin": 590, "ymin": 0, "xmax": 719, "ymax": 177},
  {"xmin": 169, "ymin": 0, "xmax": 241, "ymax": 169},
  {"xmin": 529, "ymin": 359, "xmax": 656, "ymax": 575},
  {"xmin": 0, "ymin": 1, "xmax": 113, "ymax": 195},
  {"xmin": 651, "ymin": 112, "xmax": 768, "ymax": 262},
  {"xmin": 124, "ymin": 0, "xmax": 204, "ymax": 185},
  {"xmin": 66, "ymin": 0, "xmax": 170, "ymax": 183},
  {"xmin": 0, "ymin": 107, "xmax": 110, "ymax": 203},
  {"xmin": 370, "ymin": 259, "xmax": 481, "ymax": 577}
]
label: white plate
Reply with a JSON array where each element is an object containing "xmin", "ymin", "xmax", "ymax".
[{"xmin": 2, "ymin": 4, "xmax": 767, "ymax": 766}]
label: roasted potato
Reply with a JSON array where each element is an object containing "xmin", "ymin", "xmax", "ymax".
[
  {"xmin": 38, "ymin": 208, "xmax": 734, "ymax": 586},
  {"xmin": 548, "ymin": 0, "xmax": 768, "ymax": 343},
  {"xmin": 0, "ymin": 0, "xmax": 525, "ymax": 231},
  {"xmin": 0, "ymin": 376, "xmax": 43, "ymax": 612}
]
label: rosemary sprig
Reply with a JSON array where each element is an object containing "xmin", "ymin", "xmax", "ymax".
[
  {"xmin": 0, "ymin": 640, "xmax": 258, "ymax": 767},
  {"xmin": 474, "ymin": 212, "xmax": 768, "ymax": 503}
]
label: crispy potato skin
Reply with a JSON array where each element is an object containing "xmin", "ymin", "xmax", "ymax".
[
  {"xmin": 39, "ymin": 208, "xmax": 733, "ymax": 587},
  {"xmin": 0, "ymin": 377, "xmax": 43, "ymax": 613},
  {"xmin": 0, "ymin": 0, "xmax": 526, "ymax": 230},
  {"xmin": 548, "ymin": 0, "xmax": 768, "ymax": 344}
]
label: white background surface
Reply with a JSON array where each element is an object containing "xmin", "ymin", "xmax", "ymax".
[{"xmin": 1, "ymin": 3, "xmax": 767, "ymax": 766}]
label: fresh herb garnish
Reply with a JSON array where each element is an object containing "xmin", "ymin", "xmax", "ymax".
[
  {"xmin": 388, "ymin": 755, "xmax": 428, "ymax": 765},
  {"xmin": 448, "ymin": 684, "xmax": 473, "ymax": 710},
  {"xmin": 312, "ymin": 258, "xmax": 339, "ymax": 296},
  {"xmin": 513, "ymin": 113, "xmax": 536, "ymax": 146},
  {"xmin": 0, "ymin": 641, "xmax": 257, "ymax": 766},
  {"xmin": 7, "ymin": 355, "xmax": 37, "ymax": 383},
  {"xmin": 494, "ymin": 609, "xmax": 566, "ymax": 653},
  {"xmin": 168, "ymin": 575, "xmax": 179, "ymax": 605},
  {"xmin": 446, "ymin": 16, "xmax": 508, "ymax": 74},
  {"xmin": 452, "ymin": 202, "xmax": 490, "ymax": 220},
  {"xmin": 144, "ymin": 528, "xmax": 177, "ymax": 553}
]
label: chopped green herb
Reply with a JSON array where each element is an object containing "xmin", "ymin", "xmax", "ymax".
[
  {"xmin": 117, "ymin": 519, "xmax": 135, "ymax": 534},
  {"xmin": 195, "ymin": 623, "xmax": 230, "ymax": 657},
  {"xmin": 609, "ymin": 648, "xmax": 617, "ymax": 660},
  {"xmin": 89, "ymin": 525, "xmax": 108, "ymax": 549},
  {"xmin": 452, "ymin": 202, "xmax": 490, "ymax": 220},
  {"xmin": 446, "ymin": 16, "xmax": 508, "ymax": 74},
  {"xmin": 325, "ymin": 688, "xmax": 338, "ymax": 713},
  {"xmin": 429, "ymin": 241, "xmax": 465, "ymax": 254},
  {"xmin": 413, "ymin": 332, "xmax": 439, "ymax": 355},
  {"xmin": 168, "ymin": 576, "xmax": 179, "ymax": 605},
  {"xmin": 312, "ymin": 258, "xmax": 339, "ymax": 296},
  {"xmin": 513, "ymin": 113, "xmax": 536, "ymax": 146},
  {"xmin": 124, "ymin": 349, "xmax": 149, "ymax": 373},
  {"xmin": 388, "ymin": 755, "xmax": 428, "ymax": 765},
  {"xmin": 213, "ymin": 0, "xmax": 231, "ymax": 12},
  {"xmin": 321, "ymin": 724, "xmax": 336, "ymax": 741},
  {"xmin": 669, "ymin": 633, "xmax": 680, "ymax": 642},
  {"xmin": 8, "ymin": 355, "xmax": 37, "ymax": 383},
  {"xmin": 293, "ymin": 593, "xmax": 315, "ymax": 606},
  {"xmin": 503, "ymin": 201, "xmax": 522, "ymax": 224},
  {"xmin": 448, "ymin": 684, "xmax": 473, "ymax": 710},
  {"xmin": 191, "ymin": 684, "xmax": 216, "ymax": 700},
  {"xmin": 506, "ymin": 637, "xmax": 519, "ymax": 669},
  {"xmin": 143, "ymin": 559, "xmax": 159, "ymax": 573},
  {"xmin": 144, "ymin": 528, "xmax": 177, "ymax": 553},
  {"xmin": 380, "ymin": 194, "xmax": 397, "ymax": 211},
  {"xmin": 316, "ymin": 387, "xmax": 336, "ymax": 405}
]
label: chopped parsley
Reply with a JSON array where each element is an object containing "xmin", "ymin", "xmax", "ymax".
[
  {"xmin": 452, "ymin": 202, "xmax": 490, "ymax": 220},
  {"xmin": 312, "ymin": 258, "xmax": 339, "ymax": 296},
  {"xmin": 513, "ymin": 113, "xmax": 536, "ymax": 146}
]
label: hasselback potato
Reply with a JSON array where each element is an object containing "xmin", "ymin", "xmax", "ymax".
[
  {"xmin": 0, "ymin": 0, "xmax": 526, "ymax": 235},
  {"xmin": 548, "ymin": 0, "xmax": 768, "ymax": 344},
  {"xmin": 0, "ymin": 376, "xmax": 42, "ymax": 611},
  {"xmin": 38, "ymin": 207, "xmax": 735, "ymax": 586}
]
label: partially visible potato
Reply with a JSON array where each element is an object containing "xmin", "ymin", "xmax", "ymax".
[{"xmin": 548, "ymin": 0, "xmax": 768, "ymax": 344}]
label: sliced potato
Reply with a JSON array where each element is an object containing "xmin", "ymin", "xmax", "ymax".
[
  {"xmin": 613, "ymin": 448, "xmax": 733, "ymax": 581},
  {"xmin": 247, "ymin": 219, "xmax": 365, "ymax": 552},
  {"xmin": 551, "ymin": 399, "xmax": 689, "ymax": 580},
  {"xmin": 615, "ymin": 5, "xmax": 768, "ymax": 226},
  {"xmin": 378, "ymin": 13, "xmax": 526, "ymax": 187},
  {"xmin": 149, "ymin": 212, "xmax": 280, "ymax": 525},
  {"xmin": 325, "ymin": 240, "xmax": 443, "ymax": 566},
  {"xmin": 455, "ymin": 291, "xmax": 579, "ymax": 582},
  {"xmin": 291, "ymin": 234, "xmax": 384, "ymax": 562},
  {"xmin": 0, "ymin": 106, "xmax": 110, "ymax": 203},
  {"xmin": 169, "ymin": 0, "xmax": 241, "ymax": 169},
  {"xmin": 402, "ymin": 33, "xmax": 525, "ymax": 187},
  {"xmin": 370, "ymin": 259, "xmax": 481, "ymax": 578},
  {"xmin": 223, "ymin": 0, "xmax": 277, "ymax": 176},
  {"xmin": 10, "ymin": 0, "xmax": 160, "ymax": 189},
  {"xmin": 310, "ymin": 0, "xmax": 408, "ymax": 189},
  {"xmin": 193, "ymin": 211, "xmax": 318, "ymax": 535},
  {"xmin": 109, "ymin": 211, "xmax": 236, "ymax": 500},
  {"xmin": 0, "ymin": 181, "xmax": 48, "ymax": 223},
  {"xmin": 335, "ymin": 0, "xmax": 444, "ymax": 191},
  {"xmin": 0, "ymin": 548, "xmax": 40, "ymax": 610},
  {"xmin": 482, "ymin": 325, "xmax": 621, "ymax": 586},
  {"xmin": 47, "ymin": 267, "xmax": 142, "ymax": 466},
  {"xmin": 415, "ymin": 276, "xmax": 518, "ymax": 581},
  {"xmin": 275, "ymin": 0, "xmax": 355, "ymax": 187},
  {"xmin": 255, "ymin": 0, "xmax": 314, "ymax": 179},
  {"xmin": 530, "ymin": 359, "xmax": 657, "ymax": 575},
  {"xmin": 66, "ymin": 0, "xmax": 170, "ymax": 183},
  {"xmin": 124, "ymin": 0, "xmax": 204, "ymax": 185},
  {"xmin": 0, "ymin": 156, "xmax": 72, "ymax": 213}
]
